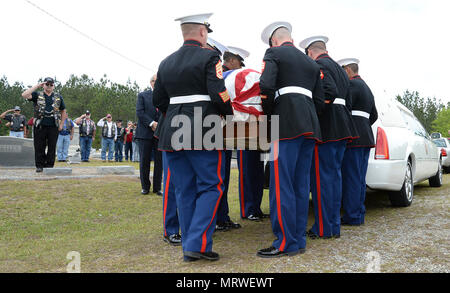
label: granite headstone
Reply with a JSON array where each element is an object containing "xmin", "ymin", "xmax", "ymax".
[{"xmin": 0, "ymin": 136, "xmax": 35, "ymax": 167}]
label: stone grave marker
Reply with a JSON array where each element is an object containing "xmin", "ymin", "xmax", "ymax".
[{"xmin": 0, "ymin": 136, "xmax": 35, "ymax": 167}]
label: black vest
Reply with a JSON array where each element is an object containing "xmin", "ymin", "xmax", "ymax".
[{"xmin": 102, "ymin": 121, "xmax": 116, "ymax": 138}]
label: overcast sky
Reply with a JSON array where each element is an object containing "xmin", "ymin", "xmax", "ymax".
[{"xmin": 1, "ymin": 0, "xmax": 449, "ymax": 103}]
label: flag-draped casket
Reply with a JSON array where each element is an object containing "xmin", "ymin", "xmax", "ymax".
[{"xmin": 223, "ymin": 68, "xmax": 269, "ymax": 150}]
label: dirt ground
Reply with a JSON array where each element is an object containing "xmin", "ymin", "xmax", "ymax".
[{"xmin": 0, "ymin": 171, "xmax": 449, "ymax": 273}]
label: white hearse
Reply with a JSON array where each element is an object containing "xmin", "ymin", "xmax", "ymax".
[
  {"xmin": 366, "ymin": 93, "xmax": 442, "ymax": 207},
  {"xmin": 432, "ymin": 137, "xmax": 450, "ymax": 173}
]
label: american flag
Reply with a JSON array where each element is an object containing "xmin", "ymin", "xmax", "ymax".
[{"xmin": 224, "ymin": 68, "xmax": 264, "ymax": 122}]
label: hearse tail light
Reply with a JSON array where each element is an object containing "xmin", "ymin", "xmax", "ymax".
[{"xmin": 375, "ymin": 127, "xmax": 390, "ymax": 160}]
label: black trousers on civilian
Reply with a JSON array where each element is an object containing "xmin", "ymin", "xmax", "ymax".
[
  {"xmin": 124, "ymin": 141, "xmax": 133, "ymax": 161},
  {"xmin": 138, "ymin": 138, "xmax": 154, "ymax": 191},
  {"xmin": 33, "ymin": 125, "xmax": 59, "ymax": 169},
  {"xmin": 152, "ymin": 137, "xmax": 163, "ymax": 193}
]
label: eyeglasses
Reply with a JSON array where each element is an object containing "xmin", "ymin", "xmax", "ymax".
[{"xmin": 45, "ymin": 83, "xmax": 54, "ymax": 87}]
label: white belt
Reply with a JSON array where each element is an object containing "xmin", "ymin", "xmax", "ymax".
[
  {"xmin": 274, "ymin": 86, "xmax": 312, "ymax": 100},
  {"xmin": 170, "ymin": 94, "xmax": 211, "ymax": 104},
  {"xmin": 333, "ymin": 98, "xmax": 346, "ymax": 106},
  {"xmin": 352, "ymin": 110, "xmax": 370, "ymax": 119}
]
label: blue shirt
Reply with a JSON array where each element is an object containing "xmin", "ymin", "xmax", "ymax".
[{"xmin": 59, "ymin": 119, "xmax": 74, "ymax": 135}]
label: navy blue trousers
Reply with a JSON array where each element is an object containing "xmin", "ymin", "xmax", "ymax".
[
  {"xmin": 310, "ymin": 140, "xmax": 347, "ymax": 237},
  {"xmin": 114, "ymin": 140, "xmax": 123, "ymax": 162},
  {"xmin": 216, "ymin": 150, "xmax": 232, "ymax": 223},
  {"xmin": 237, "ymin": 150, "xmax": 265, "ymax": 218},
  {"xmin": 269, "ymin": 136, "xmax": 315, "ymax": 252},
  {"xmin": 342, "ymin": 147, "xmax": 371, "ymax": 225},
  {"xmin": 162, "ymin": 152, "xmax": 180, "ymax": 237},
  {"xmin": 165, "ymin": 150, "xmax": 225, "ymax": 253}
]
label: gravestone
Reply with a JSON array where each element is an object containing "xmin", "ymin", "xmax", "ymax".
[
  {"xmin": 97, "ymin": 166, "xmax": 135, "ymax": 175},
  {"xmin": 43, "ymin": 168, "xmax": 72, "ymax": 175},
  {"xmin": 69, "ymin": 150, "xmax": 82, "ymax": 164},
  {"xmin": 68, "ymin": 125, "xmax": 80, "ymax": 157},
  {"xmin": 0, "ymin": 136, "xmax": 35, "ymax": 167}
]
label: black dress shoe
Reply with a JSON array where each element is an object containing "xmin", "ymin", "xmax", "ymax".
[
  {"xmin": 183, "ymin": 255, "xmax": 199, "ymax": 262},
  {"xmin": 256, "ymin": 213, "xmax": 270, "ymax": 219},
  {"xmin": 184, "ymin": 251, "xmax": 220, "ymax": 261},
  {"xmin": 215, "ymin": 222, "xmax": 230, "ymax": 232},
  {"xmin": 257, "ymin": 246, "xmax": 305, "ymax": 258},
  {"xmin": 154, "ymin": 191, "xmax": 163, "ymax": 196},
  {"xmin": 163, "ymin": 234, "xmax": 182, "ymax": 246},
  {"xmin": 224, "ymin": 220, "xmax": 241, "ymax": 229},
  {"xmin": 244, "ymin": 214, "xmax": 262, "ymax": 221},
  {"xmin": 141, "ymin": 189, "xmax": 149, "ymax": 195},
  {"xmin": 36, "ymin": 168, "xmax": 43, "ymax": 173},
  {"xmin": 306, "ymin": 230, "xmax": 337, "ymax": 239}
]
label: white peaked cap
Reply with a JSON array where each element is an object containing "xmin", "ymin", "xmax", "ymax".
[
  {"xmin": 175, "ymin": 13, "xmax": 213, "ymax": 32},
  {"xmin": 299, "ymin": 35, "xmax": 329, "ymax": 49},
  {"xmin": 337, "ymin": 58, "xmax": 360, "ymax": 67},
  {"xmin": 261, "ymin": 21, "xmax": 292, "ymax": 45},
  {"xmin": 227, "ymin": 46, "xmax": 250, "ymax": 59},
  {"xmin": 207, "ymin": 37, "xmax": 229, "ymax": 55}
]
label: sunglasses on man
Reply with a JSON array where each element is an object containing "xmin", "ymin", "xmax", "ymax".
[{"xmin": 45, "ymin": 83, "xmax": 54, "ymax": 87}]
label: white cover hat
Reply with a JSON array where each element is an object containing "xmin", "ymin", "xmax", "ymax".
[
  {"xmin": 227, "ymin": 46, "xmax": 250, "ymax": 59},
  {"xmin": 337, "ymin": 58, "xmax": 360, "ymax": 67},
  {"xmin": 261, "ymin": 21, "xmax": 292, "ymax": 45},
  {"xmin": 175, "ymin": 13, "xmax": 213, "ymax": 33},
  {"xmin": 207, "ymin": 37, "xmax": 229, "ymax": 55},
  {"xmin": 299, "ymin": 35, "xmax": 329, "ymax": 49}
]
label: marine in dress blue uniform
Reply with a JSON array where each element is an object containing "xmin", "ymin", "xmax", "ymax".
[
  {"xmin": 204, "ymin": 38, "xmax": 242, "ymax": 232},
  {"xmin": 162, "ymin": 151, "xmax": 182, "ymax": 245},
  {"xmin": 338, "ymin": 58, "xmax": 378, "ymax": 226},
  {"xmin": 257, "ymin": 22, "xmax": 324, "ymax": 258},
  {"xmin": 216, "ymin": 44, "xmax": 268, "ymax": 231},
  {"xmin": 153, "ymin": 14, "xmax": 234, "ymax": 262},
  {"xmin": 299, "ymin": 36, "xmax": 359, "ymax": 239},
  {"xmin": 226, "ymin": 47, "xmax": 268, "ymax": 222}
]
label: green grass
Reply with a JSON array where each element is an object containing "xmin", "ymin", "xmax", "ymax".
[{"xmin": 0, "ymin": 171, "xmax": 449, "ymax": 272}]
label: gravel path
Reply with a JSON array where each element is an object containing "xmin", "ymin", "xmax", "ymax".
[{"xmin": 0, "ymin": 166, "xmax": 140, "ymax": 181}]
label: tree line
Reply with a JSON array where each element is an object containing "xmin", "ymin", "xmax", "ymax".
[
  {"xmin": 0, "ymin": 74, "xmax": 145, "ymax": 149},
  {"xmin": 2, "ymin": 74, "xmax": 450, "ymax": 149},
  {"xmin": 396, "ymin": 90, "xmax": 450, "ymax": 136}
]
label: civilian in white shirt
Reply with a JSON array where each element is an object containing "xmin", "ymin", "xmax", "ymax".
[{"xmin": 97, "ymin": 114, "xmax": 117, "ymax": 162}]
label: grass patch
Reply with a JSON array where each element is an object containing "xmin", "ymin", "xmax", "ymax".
[{"xmin": 0, "ymin": 171, "xmax": 449, "ymax": 272}]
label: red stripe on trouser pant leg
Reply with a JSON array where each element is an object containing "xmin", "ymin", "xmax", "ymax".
[
  {"xmin": 274, "ymin": 141, "xmax": 287, "ymax": 251},
  {"xmin": 201, "ymin": 151, "xmax": 224, "ymax": 253},
  {"xmin": 239, "ymin": 150, "xmax": 246, "ymax": 218},
  {"xmin": 314, "ymin": 145, "xmax": 324, "ymax": 237},
  {"xmin": 163, "ymin": 168, "xmax": 171, "ymax": 237}
]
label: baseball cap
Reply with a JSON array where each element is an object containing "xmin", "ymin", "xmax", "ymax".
[
  {"xmin": 86, "ymin": 110, "xmax": 91, "ymax": 115},
  {"xmin": 43, "ymin": 77, "xmax": 55, "ymax": 83},
  {"xmin": 14, "ymin": 106, "xmax": 21, "ymax": 111}
]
